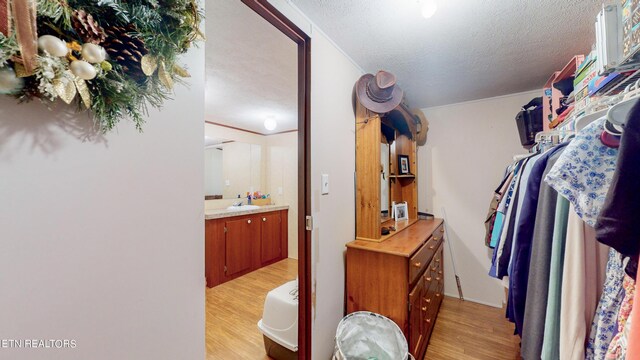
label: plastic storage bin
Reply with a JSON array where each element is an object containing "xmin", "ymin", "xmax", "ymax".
[{"xmin": 257, "ymin": 279, "xmax": 298, "ymax": 360}]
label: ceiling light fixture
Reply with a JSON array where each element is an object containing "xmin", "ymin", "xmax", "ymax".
[
  {"xmin": 264, "ymin": 116, "xmax": 277, "ymax": 131},
  {"xmin": 421, "ymin": 0, "xmax": 438, "ymax": 19}
]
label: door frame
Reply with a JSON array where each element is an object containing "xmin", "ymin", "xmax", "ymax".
[{"xmin": 239, "ymin": 1, "xmax": 312, "ymax": 358}]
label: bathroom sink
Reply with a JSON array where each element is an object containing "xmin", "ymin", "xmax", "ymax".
[{"xmin": 226, "ymin": 205, "xmax": 260, "ymax": 211}]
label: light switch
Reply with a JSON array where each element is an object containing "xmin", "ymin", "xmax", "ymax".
[
  {"xmin": 278, "ymin": 187, "xmax": 283, "ymax": 195},
  {"xmin": 225, "ymin": 180, "xmax": 230, "ymax": 186},
  {"xmin": 321, "ymin": 174, "xmax": 329, "ymax": 195}
]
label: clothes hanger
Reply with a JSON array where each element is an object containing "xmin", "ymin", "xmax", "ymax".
[{"xmin": 606, "ymin": 79, "xmax": 640, "ymax": 128}]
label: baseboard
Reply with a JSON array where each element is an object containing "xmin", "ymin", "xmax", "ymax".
[{"xmin": 444, "ymin": 292, "xmax": 503, "ymax": 308}]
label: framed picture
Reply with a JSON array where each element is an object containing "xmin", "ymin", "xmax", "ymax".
[
  {"xmin": 398, "ymin": 155, "xmax": 410, "ymax": 175},
  {"xmin": 393, "ymin": 202, "xmax": 409, "ymax": 221}
]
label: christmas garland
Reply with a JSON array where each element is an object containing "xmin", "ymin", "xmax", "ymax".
[{"xmin": 0, "ymin": 0, "xmax": 203, "ymax": 132}]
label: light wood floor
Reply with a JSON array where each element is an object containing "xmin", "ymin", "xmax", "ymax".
[
  {"xmin": 206, "ymin": 259, "xmax": 520, "ymax": 360},
  {"xmin": 425, "ymin": 297, "xmax": 521, "ymax": 360},
  {"xmin": 206, "ymin": 258, "xmax": 298, "ymax": 360}
]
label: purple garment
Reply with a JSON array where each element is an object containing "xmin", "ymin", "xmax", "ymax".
[{"xmin": 507, "ymin": 142, "xmax": 568, "ymax": 336}]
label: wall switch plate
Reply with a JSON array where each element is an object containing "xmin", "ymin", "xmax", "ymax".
[
  {"xmin": 321, "ymin": 174, "xmax": 329, "ymax": 195},
  {"xmin": 278, "ymin": 187, "xmax": 283, "ymax": 195},
  {"xmin": 225, "ymin": 180, "xmax": 230, "ymax": 186}
]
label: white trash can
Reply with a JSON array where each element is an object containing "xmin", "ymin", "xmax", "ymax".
[
  {"xmin": 257, "ymin": 279, "xmax": 298, "ymax": 360},
  {"xmin": 332, "ymin": 312, "xmax": 414, "ymax": 360}
]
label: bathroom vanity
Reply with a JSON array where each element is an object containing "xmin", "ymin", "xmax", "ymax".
[{"xmin": 205, "ymin": 205, "xmax": 289, "ymax": 288}]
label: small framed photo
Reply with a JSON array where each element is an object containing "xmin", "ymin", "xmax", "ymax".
[
  {"xmin": 393, "ymin": 202, "xmax": 409, "ymax": 221},
  {"xmin": 398, "ymin": 155, "xmax": 410, "ymax": 175}
]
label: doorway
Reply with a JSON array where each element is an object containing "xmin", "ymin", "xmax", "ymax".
[{"xmin": 204, "ymin": 0, "xmax": 311, "ymax": 359}]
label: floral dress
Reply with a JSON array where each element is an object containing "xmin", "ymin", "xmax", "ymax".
[
  {"xmin": 605, "ymin": 275, "xmax": 636, "ymax": 360},
  {"xmin": 586, "ymin": 250, "xmax": 625, "ymax": 359}
]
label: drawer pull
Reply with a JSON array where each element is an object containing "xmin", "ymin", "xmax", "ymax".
[
  {"xmin": 425, "ymin": 277, "xmax": 432, "ymax": 282},
  {"xmin": 262, "ymin": 217, "xmax": 267, "ymax": 222},
  {"xmin": 429, "ymin": 245, "xmax": 436, "ymax": 250},
  {"xmin": 247, "ymin": 219, "xmax": 252, "ymax": 224},
  {"xmin": 425, "ymin": 318, "xmax": 431, "ymax": 323},
  {"xmin": 435, "ymin": 259, "xmax": 440, "ymax": 263},
  {"xmin": 436, "ymin": 277, "xmax": 441, "ymax": 281},
  {"xmin": 414, "ymin": 262, "xmax": 422, "ymax": 268},
  {"xmin": 421, "ymin": 306, "xmax": 427, "ymax": 312},
  {"xmin": 431, "ymin": 267, "xmax": 437, "ymax": 271},
  {"xmin": 438, "ymin": 271, "xmax": 443, "ymax": 275},
  {"xmin": 433, "ymin": 236, "xmax": 440, "ymax": 241},
  {"xmin": 425, "ymin": 298, "xmax": 431, "ymax": 303},
  {"xmin": 436, "ymin": 293, "xmax": 441, "ymax": 297},
  {"xmin": 440, "ymin": 228, "xmax": 444, "ymax": 233}
]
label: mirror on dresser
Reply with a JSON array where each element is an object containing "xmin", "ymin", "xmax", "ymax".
[{"xmin": 204, "ymin": 138, "xmax": 264, "ymax": 200}]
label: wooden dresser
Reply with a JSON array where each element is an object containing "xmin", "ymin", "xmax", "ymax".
[
  {"xmin": 348, "ymin": 94, "xmax": 442, "ymax": 359},
  {"xmin": 346, "ymin": 218, "xmax": 445, "ymax": 359}
]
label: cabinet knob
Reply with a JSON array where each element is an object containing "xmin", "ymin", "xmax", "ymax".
[
  {"xmin": 436, "ymin": 293, "xmax": 441, "ymax": 297},
  {"xmin": 429, "ymin": 245, "xmax": 435, "ymax": 250},
  {"xmin": 440, "ymin": 228, "xmax": 444, "ymax": 233},
  {"xmin": 425, "ymin": 298, "xmax": 431, "ymax": 303},
  {"xmin": 433, "ymin": 236, "xmax": 439, "ymax": 241},
  {"xmin": 414, "ymin": 262, "xmax": 422, "ymax": 268},
  {"xmin": 425, "ymin": 318, "xmax": 431, "ymax": 323},
  {"xmin": 438, "ymin": 271, "xmax": 443, "ymax": 275},
  {"xmin": 426, "ymin": 277, "xmax": 432, "ymax": 282},
  {"xmin": 262, "ymin": 217, "xmax": 266, "ymax": 222},
  {"xmin": 431, "ymin": 267, "xmax": 437, "ymax": 271},
  {"xmin": 436, "ymin": 277, "xmax": 441, "ymax": 281},
  {"xmin": 435, "ymin": 259, "xmax": 440, "ymax": 263},
  {"xmin": 421, "ymin": 306, "xmax": 427, "ymax": 312},
  {"xmin": 247, "ymin": 219, "xmax": 252, "ymax": 224}
]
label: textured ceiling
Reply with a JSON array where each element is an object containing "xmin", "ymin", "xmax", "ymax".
[
  {"xmin": 291, "ymin": 0, "xmax": 603, "ymax": 108},
  {"xmin": 205, "ymin": 0, "xmax": 297, "ymax": 134}
]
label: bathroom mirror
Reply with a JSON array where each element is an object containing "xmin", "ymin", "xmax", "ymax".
[
  {"xmin": 204, "ymin": 141, "xmax": 265, "ymax": 199},
  {"xmin": 380, "ymin": 141, "xmax": 390, "ymax": 222}
]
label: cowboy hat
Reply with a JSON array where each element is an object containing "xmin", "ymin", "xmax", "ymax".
[
  {"xmin": 355, "ymin": 70, "xmax": 404, "ymax": 114},
  {"xmin": 412, "ymin": 108, "xmax": 429, "ymax": 146}
]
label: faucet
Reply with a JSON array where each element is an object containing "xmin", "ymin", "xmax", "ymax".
[{"xmin": 231, "ymin": 200, "xmax": 243, "ymax": 207}]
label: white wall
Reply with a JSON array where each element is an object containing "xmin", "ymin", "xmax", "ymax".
[
  {"xmin": 267, "ymin": 1, "xmax": 364, "ymax": 358},
  {"xmin": 0, "ymin": 42, "xmax": 205, "ymax": 359},
  {"xmin": 418, "ymin": 90, "xmax": 539, "ymax": 308}
]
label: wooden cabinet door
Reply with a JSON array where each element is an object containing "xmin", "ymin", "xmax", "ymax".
[
  {"xmin": 224, "ymin": 217, "xmax": 258, "ymax": 278},
  {"xmin": 409, "ymin": 278, "xmax": 424, "ymax": 358},
  {"xmin": 260, "ymin": 212, "xmax": 282, "ymax": 265}
]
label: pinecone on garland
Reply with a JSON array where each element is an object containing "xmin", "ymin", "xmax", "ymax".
[
  {"xmin": 103, "ymin": 25, "xmax": 149, "ymax": 81},
  {"xmin": 72, "ymin": 10, "xmax": 106, "ymax": 44}
]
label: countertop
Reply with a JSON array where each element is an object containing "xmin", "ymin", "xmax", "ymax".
[
  {"xmin": 346, "ymin": 218, "xmax": 444, "ymax": 257},
  {"xmin": 205, "ymin": 205, "xmax": 289, "ymax": 220}
]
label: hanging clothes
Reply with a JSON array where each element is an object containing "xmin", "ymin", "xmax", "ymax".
[
  {"xmin": 585, "ymin": 250, "xmax": 625, "ymax": 360},
  {"xmin": 558, "ymin": 205, "xmax": 608, "ymax": 360},
  {"xmin": 489, "ymin": 158, "xmax": 528, "ymax": 277},
  {"xmin": 541, "ymin": 196, "xmax": 570, "ymax": 360},
  {"xmin": 508, "ymin": 143, "xmax": 568, "ymax": 336},
  {"xmin": 544, "ymin": 119, "xmax": 618, "ymax": 360},
  {"xmin": 521, "ymin": 147, "xmax": 565, "ymax": 359},
  {"xmin": 485, "ymin": 168, "xmax": 514, "ymax": 247},
  {"xmin": 627, "ymin": 265, "xmax": 640, "ymax": 358},
  {"xmin": 596, "ymin": 99, "xmax": 640, "ymax": 280},
  {"xmin": 605, "ymin": 274, "xmax": 635, "ymax": 360},
  {"xmin": 507, "ymin": 153, "xmax": 544, "ymax": 277}
]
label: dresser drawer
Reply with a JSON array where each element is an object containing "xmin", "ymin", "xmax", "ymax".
[{"xmin": 409, "ymin": 233, "xmax": 443, "ymax": 285}]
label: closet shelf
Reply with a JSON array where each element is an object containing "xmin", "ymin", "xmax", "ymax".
[{"xmin": 390, "ymin": 174, "xmax": 415, "ymax": 179}]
